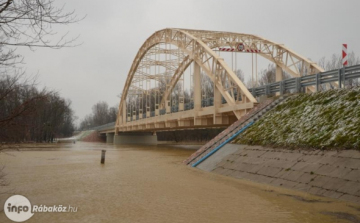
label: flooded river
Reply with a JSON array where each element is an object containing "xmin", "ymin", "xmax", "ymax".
[{"xmin": 0, "ymin": 142, "xmax": 359, "ymax": 223}]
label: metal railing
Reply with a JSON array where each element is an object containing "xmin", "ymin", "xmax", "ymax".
[
  {"xmin": 103, "ymin": 64, "xmax": 360, "ymax": 126},
  {"xmin": 93, "ymin": 122, "xmax": 116, "ymax": 132},
  {"xmin": 185, "ymin": 96, "xmax": 288, "ymax": 165},
  {"xmin": 248, "ymin": 64, "xmax": 360, "ymax": 97}
]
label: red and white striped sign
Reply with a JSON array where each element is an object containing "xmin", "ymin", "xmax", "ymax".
[
  {"xmin": 218, "ymin": 47, "xmax": 235, "ymax": 52},
  {"xmin": 218, "ymin": 48, "xmax": 261, "ymax": 53},
  {"xmin": 342, "ymin": 44, "xmax": 348, "ymax": 66},
  {"xmin": 244, "ymin": 49, "xmax": 261, "ymax": 53}
]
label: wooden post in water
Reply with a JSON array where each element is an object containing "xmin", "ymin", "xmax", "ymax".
[{"xmin": 101, "ymin": 150, "xmax": 106, "ymax": 164}]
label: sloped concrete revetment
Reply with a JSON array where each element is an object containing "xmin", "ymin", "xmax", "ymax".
[{"xmin": 197, "ymin": 144, "xmax": 360, "ymax": 204}]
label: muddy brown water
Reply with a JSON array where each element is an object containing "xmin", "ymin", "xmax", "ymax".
[{"xmin": 0, "ymin": 142, "xmax": 359, "ymax": 223}]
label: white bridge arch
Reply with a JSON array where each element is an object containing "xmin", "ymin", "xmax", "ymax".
[{"xmin": 115, "ymin": 28, "xmax": 323, "ymax": 133}]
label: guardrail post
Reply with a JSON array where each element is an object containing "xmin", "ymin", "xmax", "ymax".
[
  {"xmin": 316, "ymin": 73, "xmax": 320, "ymax": 92},
  {"xmin": 265, "ymin": 85, "xmax": 270, "ymax": 96},
  {"xmin": 295, "ymin": 78, "xmax": 301, "ymax": 93},
  {"xmin": 249, "ymin": 88, "xmax": 254, "ymax": 97},
  {"xmin": 254, "ymin": 88, "xmax": 259, "ymax": 97},
  {"xmin": 279, "ymin": 81, "xmax": 284, "ymax": 95},
  {"xmin": 338, "ymin": 68, "xmax": 344, "ymax": 88}
]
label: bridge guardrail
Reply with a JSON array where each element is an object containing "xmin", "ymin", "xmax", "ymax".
[
  {"xmin": 249, "ymin": 64, "xmax": 360, "ymax": 97},
  {"xmin": 101, "ymin": 64, "xmax": 360, "ymax": 126},
  {"xmin": 91, "ymin": 122, "xmax": 116, "ymax": 132}
]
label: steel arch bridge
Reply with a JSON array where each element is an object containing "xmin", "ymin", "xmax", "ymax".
[{"xmin": 114, "ymin": 28, "xmax": 323, "ymax": 133}]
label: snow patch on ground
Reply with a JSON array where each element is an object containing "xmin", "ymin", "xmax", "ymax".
[{"xmin": 236, "ymin": 88, "xmax": 360, "ymax": 150}]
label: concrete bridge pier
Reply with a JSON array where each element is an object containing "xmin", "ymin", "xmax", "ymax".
[
  {"xmin": 114, "ymin": 132, "xmax": 158, "ymax": 145},
  {"xmin": 106, "ymin": 133, "xmax": 115, "ymax": 143}
]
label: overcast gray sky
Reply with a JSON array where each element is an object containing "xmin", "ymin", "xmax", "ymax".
[{"xmin": 17, "ymin": 0, "xmax": 360, "ymax": 124}]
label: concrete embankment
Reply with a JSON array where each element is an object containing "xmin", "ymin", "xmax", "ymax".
[
  {"xmin": 190, "ymin": 89, "xmax": 360, "ymax": 203},
  {"xmin": 80, "ymin": 130, "xmax": 105, "ymax": 142},
  {"xmin": 58, "ymin": 130, "xmax": 105, "ymax": 143},
  {"xmin": 198, "ymin": 144, "xmax": 360, "ymax": 204}
]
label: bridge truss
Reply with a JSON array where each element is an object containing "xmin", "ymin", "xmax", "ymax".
[{"xmin": 115, "ymin": 28, "xmax": 324, "ymax": 133}]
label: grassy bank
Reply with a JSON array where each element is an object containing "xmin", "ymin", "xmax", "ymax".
[{"xmin": 235, "ymin": 88, "xmax": 360, "ymax": 150}]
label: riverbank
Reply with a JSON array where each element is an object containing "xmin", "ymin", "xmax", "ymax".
[
  {"xmin": 0, "ymin": 143, "xmax": 64, "ymax": 151},
  {"xmin": 235, "ymin": 88, "xmax": 360, "ymax": 150},
  {"xmin": 197, "ymin": 144, "xmax": 360, "ymax": 205},
  {"xmin": 1, "ymin": 142, "xmax": 359, "ymax": 222}
]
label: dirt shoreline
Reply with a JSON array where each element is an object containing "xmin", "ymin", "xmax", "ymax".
[{"xmin": 0, "ymin": 142, "xmax": 70, "ymax": 151}]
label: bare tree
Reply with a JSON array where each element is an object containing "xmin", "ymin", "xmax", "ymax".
[
  {"xmin": 256, "ymin": 64, "xmax": 291, "ymax": 87},
  {"xmin": 0, "ymin": 74, "xmax": 76, "ymax": 142},
  {"xmin": 0, "ymin": 0, "xmax": 81, "ymax": 139},
  {"xmin": 0, "ymin": 0, "xmax": 81, "ymax": 47},
  {"xmin": 0, "ymin": 74, "xmax": 46, "ymax": 130},
  {"xmin": 92, "ymin": 101, "xmax": 109, "ymax": 126},
  {"xmin": 79, "ymin": 102, "xmax": 119, "ymax": 130},
  {"xmin": 235, "ymin": 69, "xmax": 245, "ymax": 83},
  {"xmin": 0, "ymin": 0, "xmax": 83, "ymax": 73},
  {"xmin": 107, "ymin": 107, "xmax": 118, "ymax": 123},
  {"xmin": 0, "ymin": 0, "xmax": 81, "ymax": 192},
  {"xmin": 318, "ymin": 52, "xmax": 360, "ymax": 87}
]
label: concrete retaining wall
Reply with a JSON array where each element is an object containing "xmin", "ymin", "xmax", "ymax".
[
  {"xmin": 106, "ymin": 133, "xmax": 114, "ymax": 143},
  {"xmin": 197, "ymin": 144, "xmax": 360, "ymax": 204},
  {"xmin": 114, "ymin": 133, "xmax": 157, "ymax": 145},
  {"xmin": 80, "ymin": 131, "xmax": 105, "ymax": 142}
]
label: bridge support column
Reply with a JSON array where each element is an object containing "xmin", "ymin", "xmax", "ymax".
[
  {"xmin": 213, "ymin": 83, "xmax": 222, "ymax": 124},
  {"xmin": 276, "ymin": 65, "xmax": 283, "ymax": 82},
  {"xmin": 114, "ymin": 132, "xmax": 158, "ymax": 145},
  {"xmin": 214, "ymin": 115, "xmax": 222, "ymax": 124},
  {"xmin": 276, "ymin": 65, "xmax": 283, "ymax": 96},
  {"xmin": 193, "ymin": 62, "xmax": 202, "ymax": 125},
  {"xmin": 194, "ymin": 118, "xmax": 201, "ymax": 125},
  {"xmin": 122, "ymin": 100, "xmax": 127, "ymax": 125},
  {"xmin": 165, "ymin": 100, "xmax": 171, "ymax": 114},
  {"xmin": 193, "ymin": 62, "xmax": 201, "ymax": 110},
  {"xmin": 106, "ymin": 133, "xmax": 115, "ymax": 143},
  {"xmin": 213, "ymin": 115, "xmax": 230, "ymax": 125}
]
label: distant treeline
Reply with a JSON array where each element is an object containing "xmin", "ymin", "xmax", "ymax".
[
  {"xmin": 0, "ymin": 74, "xmax": 76, "ymax": 142},
  {"xmin": 78, "ymin": 101, "xmax": 118, "ymax": 130},
  {"xmin": 0, "ymin": 0, "xmax": 82, "ymax": 143}
]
